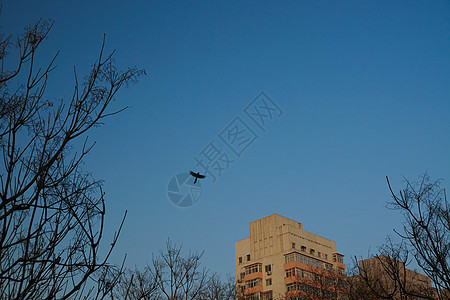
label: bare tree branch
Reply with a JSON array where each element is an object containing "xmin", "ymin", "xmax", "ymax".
[
  {"xmin": 0, "ymin": 19, "xmax": 144, "ymax": 299},
  {"xmin": 348, "ymin": 173, "xmax": 449, "ymax": 300}
]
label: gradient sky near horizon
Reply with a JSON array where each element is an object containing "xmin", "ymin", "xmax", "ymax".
[{"xmin": 2, "ymin": 1, "xmax": 449, "ymax": 276}]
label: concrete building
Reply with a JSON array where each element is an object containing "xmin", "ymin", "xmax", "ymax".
[
  {"xmin": 348, "ymin": 256, "xmax": 436, "ymax": 299},
  {"xmin": 235, "ymin": 214, "xmax": 346, "ymax": 300}
]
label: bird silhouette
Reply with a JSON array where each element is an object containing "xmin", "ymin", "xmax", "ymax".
[{"xmin": 190, "ymin": 171, "xmax": 206, "ymax": 184}]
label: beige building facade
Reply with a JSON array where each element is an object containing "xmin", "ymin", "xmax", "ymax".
[
  {"xmin": 235, "ymin": 214, "xmax": 346, "ymax": 300},
  {"xmin": 349, "ymin": 256, "xmax": 436, "ymax": 299}
]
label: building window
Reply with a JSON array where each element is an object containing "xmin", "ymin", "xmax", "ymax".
[
  {"xmin": 286, "ymin": 267, "xmax": 336, "ymax": 286},
  {"xmin": 245, "ymin": 278, "xmax": 262, "ymax": 289},
  {"xmin": 265, "ymin": 264, "xmax": 272, "ymax": 273},
  {"xmin": 301, "ymin": 246, "xmax": 306, "ymax": 252},
  {"xmin": 262, "ymin": 291, "xmax": 273, "ymax": 300},
  {"xmin": 333, "ymin": 254, "xmax": 344, "ymax": 263},
  {"xmin": 240, "ymin": 272, "xmax": 245, "ymax": 280},
  {"xmin": 239, "ymin": 257, "xmax": 243, "ymax": 264},
  {"xmin": 318, "ymin": 252, "xmax": 321, "ymax": 258},
  {"xmin": 310, "ymin": 249, "xmax": 315, "ymax": 255},
  {"xmin": 286, "ymin": 282, "xmax": 324, "ymax": 295},
  {"xmin": 286, "ymin": 282, "xmax": 302, "ymax": 292},
  {"xmin": 245, "ymin": 292, "xmax": 261, "ymax": 300},
  {"xmin": 247, "ymin": 254, "xmax": 251, "ymax": 261},
  {"xmin": 291, "ymin": 242, "xmax": 295, "ymax": 249},
  {"xmin": 245, "ymin": 264, "xmax": 262, "ymax": 275},
  {"xmin": 286, "ymin": 268, "xmax": 301, "ymax": 278},
  {"xmin": 325, "ymin": 254, "xmax": 328, "ymax": 260},
  {"xmin": 285, "ymin": 252, "xmax": 325, "ymax": 270},
  {"xmin": 266, "ymin": 278, "xmax": 272, "ymax": 286}
]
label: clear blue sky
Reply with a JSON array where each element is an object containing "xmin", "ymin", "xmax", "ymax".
[{"xmin": 2, "ymin": 1, "xmax": 449, "ymax": 276}]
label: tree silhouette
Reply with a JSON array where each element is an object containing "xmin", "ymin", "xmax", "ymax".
[
  {"xmin": 349, "ymin": 173, "xmax": 449, "ymax": 299},
  {"xmin": 113, "ymin": 240, "xmax": 237, "ymax": 300},
  {"xmin": 0, "ymin": 19, "xmax": 144, "ymax": 299}
]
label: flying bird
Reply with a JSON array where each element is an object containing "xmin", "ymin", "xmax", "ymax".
[{"xmin": 190, "ymin": 171, "xmax": 206, "ymax": 184}]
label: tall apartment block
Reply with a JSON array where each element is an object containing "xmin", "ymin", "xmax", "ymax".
[{"xmin": 235, "ymin": 214, "xmax": 346, "ymax": 300}]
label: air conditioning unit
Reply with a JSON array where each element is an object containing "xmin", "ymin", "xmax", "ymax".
[{"xmin": 267, "ymin": 271, "xmax": 272, "ymax": 276}]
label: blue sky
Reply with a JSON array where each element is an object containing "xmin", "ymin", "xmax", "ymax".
[{"xmin": 2, "ymin": 1, "xmax": 449, "ymax": 276}]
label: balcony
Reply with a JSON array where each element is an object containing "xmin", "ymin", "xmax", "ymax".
[
  {"xmin": 244, "ymin": 271, "xmax": 263, "ymax": 281},
  {"xmin": 244, "ymin": 285, "xmax": 263, "ymax": 295}
]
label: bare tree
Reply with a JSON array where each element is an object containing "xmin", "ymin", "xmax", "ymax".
[
  {"xmin": 0, "ymin": 19, "xmax": 144, "ymax": 299},
  {"xmin": 285, "ymin": 265, "xmax": 347, "ymax": 300},
  {"xmin": 111, "ymin": 266, "xmax": 158, "ymax": 300},
  {"xmin": 115, "ymin": 240, "xmax": 210, "ymax": 300},
  {"xmin": 348, "ymin": 173, "xmax": 449, "ymax": 299},
  {"xmin": 199, "ymin": 273, "xmax": 236, "ymax": 300},
  {"xmin": 113, "ymin": 241, "xmax": 241, "ymax": 300},
  {"xmin": 386, "ymin": 173, "xmax": 449, "ymax": 297},
  {"xmin": 150, "ymin": 240, "xmax": 209, "ymax": 300},
  {"xmin": 348, "ymin": 240, "xmax": 436, "ymax": 299},
  {"xmin": 313, "ymin": 267, "xmax": 347, "ymax": 300}
]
